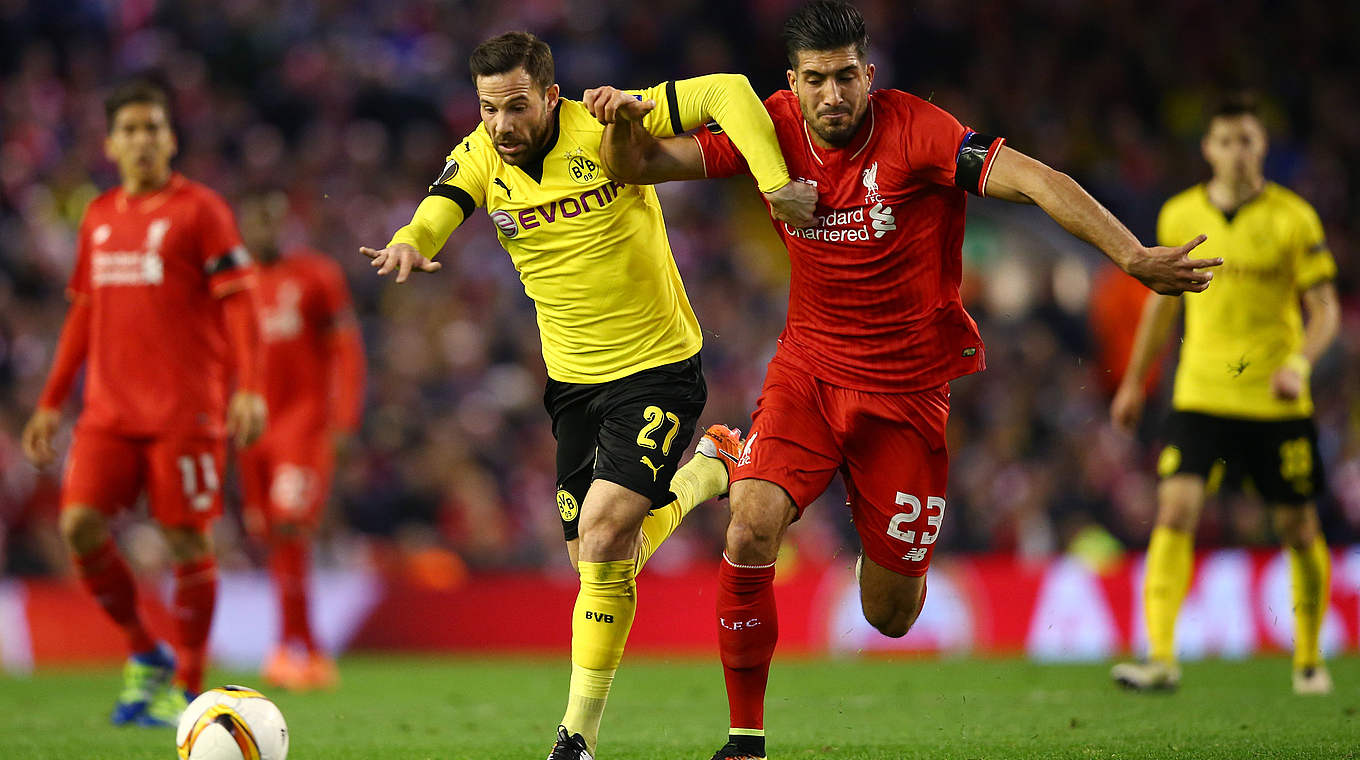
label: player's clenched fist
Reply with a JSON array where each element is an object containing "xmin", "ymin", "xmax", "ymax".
[
  {"xmin": 764, "ymin": 179, "xmax": 819, "ymax": 228},
  {"xmin": 21, "ymin": 407, "xmax": 61, "ymax": 467},
  {"xmin": 360, "ymin": 242, "xmax": 441, "ymax": 284},
  {"xmin": 583, "ymin": 86, "xmax": 655, "ymax": 124}
]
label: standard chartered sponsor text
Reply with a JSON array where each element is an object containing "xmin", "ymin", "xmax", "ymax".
[{"xmin": 783, "ymin": 206, "xmax": 873, "ymax": 241}]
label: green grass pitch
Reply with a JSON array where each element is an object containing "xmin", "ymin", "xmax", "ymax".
[{"xmin": 0, "ymin": 655, "xmax": 1356, "ymax": 759}]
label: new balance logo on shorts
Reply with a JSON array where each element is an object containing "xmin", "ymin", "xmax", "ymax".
[{"xmin": 584, "ymin": 611, "xmax": 615, "ymax": 623}]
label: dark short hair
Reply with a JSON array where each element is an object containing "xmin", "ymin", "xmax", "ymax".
[
  {"xmin": 782, "ymin": 1, "xmax": 869, "ymax": 69},
  {"xmin": 469, "ymin": 32, "xmax": 555, "ymax": 92},
  {"xmin": 1209, "ymin": 91, "xmax": 1260, "ymax": 121},
  {"xmin": 104, "ymin": 79, "xmax": 171, "ymax": 131}
]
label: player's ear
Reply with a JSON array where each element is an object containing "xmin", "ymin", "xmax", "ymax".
[
  {"xmin": 545, "ymin": 83, "xmax": 561, "ymax": 109},
  {"xmin": 865, "ymin": 63, "xmax": 875, "ymax": 89},
  {"xmin": 786, "ymin": 69, "xmax": 797, "ymax": 92}
]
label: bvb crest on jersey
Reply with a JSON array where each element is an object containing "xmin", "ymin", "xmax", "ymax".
[{"xmin": 564, "ymin": 148, "xmax": 600, "ymax": 184}]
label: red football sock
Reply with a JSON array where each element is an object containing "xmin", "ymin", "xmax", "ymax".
[
  {"xmin": 717, "ymin": 554, "xmax": 778, "ymax": 732},
  {"xmin": 74, "ymin": 539, "xmax": 156, "ymax": 655},
  {"xmin": 172, "ymin": 557, "xmax": 217, "ymax": 693},
  {"xmin": 270, "ymin": 535, "xmax": 316, "ymax": 652}
]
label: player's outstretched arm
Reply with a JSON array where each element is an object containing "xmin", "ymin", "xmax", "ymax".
[
  {"xmin": 983, "ymin": 146, "xmax": 1222, "ymax": 295},
  {"xmin": 1110, "ymin": 294, "xmax": 1182, "ymax": 432},
  {"xmin": 22, "ymin": 298, "xmax": 92, "ymax": 466},
  {"xmin": 586, "ymin": 86, "xmax": 817, "ymax": 227}
]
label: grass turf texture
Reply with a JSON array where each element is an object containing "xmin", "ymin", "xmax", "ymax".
[{"xmin": 0, "ymin": 655, "xmax": 1356, "ymax": 759}]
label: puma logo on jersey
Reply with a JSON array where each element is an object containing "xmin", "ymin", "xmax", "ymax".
[
  {"xmin": 640, "ymin": 455, "xmax": 665, "ymax": 481},
  {"xmin": 493, "ymin": 178, "xmax": 512, "ymax": 198}
]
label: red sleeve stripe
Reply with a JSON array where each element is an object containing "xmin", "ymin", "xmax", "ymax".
[
  {"xmin": 977, "ymin": 136, "xmax": 1005, "ymax": 197},
  {"xmin": 692, "ymin": 134, "xmax": 709, "ymax": 178}
]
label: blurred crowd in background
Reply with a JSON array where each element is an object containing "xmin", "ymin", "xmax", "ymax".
[{"xmin": 2, "ymin": 0, "xmax": 1358, "ymax": 580}]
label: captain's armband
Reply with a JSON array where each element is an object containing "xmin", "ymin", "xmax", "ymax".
[{"xmin": 955, "ymin": 131, "xmax": 1004, "ymax": 196}]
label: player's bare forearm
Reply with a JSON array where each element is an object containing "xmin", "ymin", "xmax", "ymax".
[
  {"xmin": 600, "ymin": 122, "xmax": 706, "ymax": 184},
  {"xmin": 599, "ymin": 118, "xmax": 654, "ymax": 183},
  {"xmin": 1122, "ymin": 294, "xmax": 1182, "ymax": 390},
  {"xmin": 985, "ymin": 147, "xmax": 1221, "ymax": 295},
  {"xmin": 1299, "ymin": 281, "xmax": 1340, "ymax": 365}
]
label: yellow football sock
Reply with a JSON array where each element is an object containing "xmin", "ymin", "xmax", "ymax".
[
  {"xmin": 561, "ymin": 559, "xmax": 637, "ymax": 752},
  {"xmin": 1289, "ymin": 536, "xmax": 1330, "ymax": 670},
  {"xmin": 635, "ymin": 453, "xmax": 728, "ymax": 573},
  {"xmin": 1144, "ymin": 526, "xmax": 1193, "ymax": 664},
  {"xmin": 636, "ymin": 504, "xmax": 683, "ymax": 574}
]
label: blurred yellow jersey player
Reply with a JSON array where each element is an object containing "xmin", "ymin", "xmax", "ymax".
[
  {"xmin": 1111, "ymin": 93, "xmax": 1340, "ymax": 695},
  {"xmin": 360, "ymin": 32, "xmax": 815, "ymax": 760}
]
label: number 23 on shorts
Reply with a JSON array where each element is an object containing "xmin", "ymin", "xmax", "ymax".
[{"xmin": 887, "ymin": 492, "xmax": 946, "ymax": 563}]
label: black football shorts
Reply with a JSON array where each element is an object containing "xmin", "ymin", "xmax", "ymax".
[
  {"xmin": 544, "ymin": 354, "xmax": 707, "ymax": 540},
  {"xmin": 1158, "ymin": 411, "xmax": 1325, "ymax": 505}
]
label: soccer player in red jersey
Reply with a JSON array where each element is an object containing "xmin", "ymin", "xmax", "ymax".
[
  {"xmin": 236, "ymin": 194, "xmax": 365, "ymax": 691},
  {"xmin": 20, "ymin": 80, "xmax": 267, "ymax": 727},
  {"xmin": 588, "ymin": 2, "xmax": 1222, "ymax": 756}
]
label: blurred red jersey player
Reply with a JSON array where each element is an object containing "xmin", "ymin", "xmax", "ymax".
[
  {"xmin": 236, "ymin": 193, "xmax": 365, "ymax": 691},
  {"xmin": 21, "ymin": 80, "xmax": 266, "ymax": 727},
  {"xmin": 590, "ymin": 2, "xmax": 1220, "ymax": 757}
]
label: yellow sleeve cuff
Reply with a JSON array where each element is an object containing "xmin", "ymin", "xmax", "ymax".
[
  {"xmin": 388, "ymin": 194, "xmax": 469, "ymax": 258},
  {"xmin": 663, "ymin": 74, "xmax": 791, "ymax": 194}
]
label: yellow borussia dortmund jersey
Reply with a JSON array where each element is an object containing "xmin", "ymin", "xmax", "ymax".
[
  {"xmin": 389, "ymin": 75, "xmax": 790, "ymax": 384},
  {"xmin": 1159, "ymin": 183, "xmax": 1336, "ymax": 419}
]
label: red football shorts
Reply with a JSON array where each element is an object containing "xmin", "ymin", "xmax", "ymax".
[
  {"xmin": 733, "ymin": 352, "xmax": 951, "ymax": 576},
  {"xmin": 63, "ymin": 427, "xmax": 226, "ymax": 528},
  {"xmin": 238, "ymin": 431, "xmax": 334, "ymax": 536}
]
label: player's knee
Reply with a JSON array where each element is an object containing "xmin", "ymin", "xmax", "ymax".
[
  {"xmin": 863, "ymin": 598, "xmax": 919, "ymax": 639},
  {"xmin": 59, "ymin": 506, "xmax": 108, "ymax": 555},
  {"xmin": 725, "ymin": 483, "xmax": 793, "ymax": 564},
  {"xmin": 724, "ymin": 517, "xmax": 780, "ymax": 564},
  {"xmin": 1155, "ymin": 478, "xmax": 1203, "ymax": 532},
  {"xmin": 161, "ymin": 526, "xmax": 213, "ymax": 563},
  {"xmin": 1271, "ymin": 507, "xmax": 1316, "ymax": 550},
  {"xmin": 578, "ymin": 512, "xmax": 639, "ymax": 560}
]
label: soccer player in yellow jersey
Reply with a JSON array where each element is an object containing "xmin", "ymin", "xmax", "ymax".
[
  {"xmin": 360, "ymin": 32, "xmax": 816, "ymax": 759},
  {"xmin": 1110, "ymin": 94, "xmax": 1340, "ymax": 695}
]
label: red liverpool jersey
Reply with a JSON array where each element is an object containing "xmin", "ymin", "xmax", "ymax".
[
  {"xmin": 696, "ymin": 89, "xmax": 1003, "ymax": 392},
  {"xmin": 69, "ymin": 173, "xmax": 254, "ymax": 436},
  {"xmin": 256, "ymin": 249, "xmax": 364, "ymax": 439}
]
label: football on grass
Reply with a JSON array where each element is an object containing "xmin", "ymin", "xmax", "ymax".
[{"xmin": 176, "ymin": 685, "xmax": 289, "ymax": 760}]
